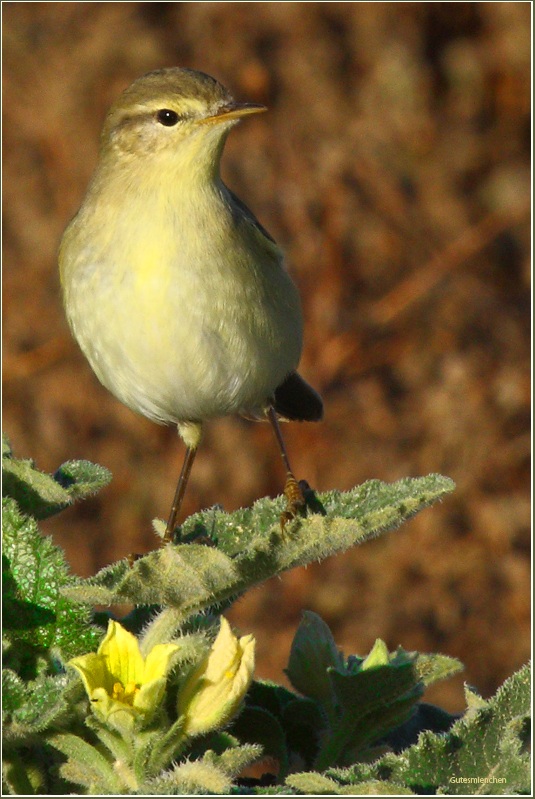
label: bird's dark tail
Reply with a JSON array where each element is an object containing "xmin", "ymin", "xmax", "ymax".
[{"xmin": 272, "ymin": 371, "xmax": 323, "ymax": 422}]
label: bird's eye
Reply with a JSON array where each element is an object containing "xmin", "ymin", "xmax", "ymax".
[{"xmin": 156, "ymin": 109, "xmax": 180, "ymax": 126}]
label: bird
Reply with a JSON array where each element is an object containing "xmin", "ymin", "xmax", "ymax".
[{"xmin": 59, "ymin": 67, "xmax": 323, "ymax": 542}]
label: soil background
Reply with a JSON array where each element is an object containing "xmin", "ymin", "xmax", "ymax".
[{"xmin": 2, "ymin": 2, "xmax": 531, "ymax": 712}]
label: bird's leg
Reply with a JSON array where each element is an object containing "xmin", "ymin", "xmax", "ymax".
[
  {"xmin": 267, "ymin": 405, "xmax": 305, "ymax": 529},
  {"xmin": 163, "ymin": 421, "xmax": 202, "ymax": 544},
  {"xmin": 163, "ymin": 446, "xmax": 198, "ymax": 542}
]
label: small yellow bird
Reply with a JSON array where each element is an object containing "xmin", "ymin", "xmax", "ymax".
[{"xmin": 59, "ymin": 67, "xmax": 323, "ymax": 542}]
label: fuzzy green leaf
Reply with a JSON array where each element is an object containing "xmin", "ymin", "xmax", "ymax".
[
  {"xmin": 85, "ymin": 716, "xmax": 132, "ymax": 764},
  {"xmin": 2, "ymin": 454, "xmax": 71, "ymax": 519},
  {"xmin": 2, "ymin": 750, "xmax": 48, "ymax": 796},
  {"xmin": 141, "ymin": 714, "xmax": 188, "ymax": 778},
  {"xmin": 1, "ymin": 669, "xmax": 27, "ymax": 715},
  {"xmin": 285, "ymin": 772, "xmax": 348, "ymax": 794},
  {"xmin": 282, "ymin": 697, "xmax": 326, "ymax": 769},
  {"xmin": 230, "ymin": 705, "xmax": 289, "ymax": 777},
  {"xmin": 380, "ymin": 702, "xmax": 459, "ymax": 753},
  {"xmin": 3, "ymin": 432, "xmax": 13, "ymax": 457},
  {"xmin": 213, "ymin": 742, "xmax": 263, "ymax": 778},
  {"xmin": 464, "ymin": 683, "xmax": 489, "ymax": 712},
  {"xmin": 2, "ymin": 672, "xmax": 74, "ymax": 741},
  {"xmin": 2, "ymin": 440, "xmax": 111, "ymax": 519},
  {"xmin": 239, "ymin": 679, "xmax": 326, "ymax": 772},
  {"xmin": 247, "ymin": 679, "xmax": 298, "ymax": 718},
  {"xmin": 325, "ymin": 664, "xmax": 531, "ymax": 795},
  {"xmin": 286, "ymin": 772, "xmax": 416, "ymax": 795},
  {"xmin": 315, "ymin": 656, "xmax": 423, "ymax": 769},
  {"xmin": 144, "ymin": 756, "xmax": 232, "ymax": 794},
  {"xmin": 49, "ymin": 733, "xmax": 122, "ymax": 793},
  {"xmin": 341, "ymin": 780, "xmax": 416, "ymax": 794},
  {"xmin": 52, "ymin": 459, "xmax": 112, "ymax": 502},
  {"xmin": 286, "ymin": 611, "xmax": 344, "ymax": 721},
  {"xmin": 2, "ymin": 497, "xmax": 101, "ymax": 660},
  {"xmin": 414, "ymin": 652, "xmax": 464, "ymax": 687},
  {"xmin": 62, "ymin": 476, "xmax": 455, "ymax": 618}
]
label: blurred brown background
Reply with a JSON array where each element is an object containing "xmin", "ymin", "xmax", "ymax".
[{"xmin": 2, "ymin": 3, "xmax": 531, "ymax": 712}]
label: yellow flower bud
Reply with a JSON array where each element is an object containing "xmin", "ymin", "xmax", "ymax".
[
  {"xmin": 177, "ymin": 617, "xmax": 255, "ymax": 737},
  {"xmin": 361, "ymin": 638, "xmax": 391, "ymax": 671}
]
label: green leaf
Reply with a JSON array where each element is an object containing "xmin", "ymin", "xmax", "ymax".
[
  {"xmin": 3, "ymin": 432, "xmax": 13, "ymax": 457},
  {"xmin": 285, "ymin": 772, "xmax": 347, "ymax": 794},
  {"xmin": 53, "ymin": 459, "xmax": 112, "ymax": 502},
  {"xmin": 2, "ymin": 441, "xmax": 111, "ymax": 519},
  {"xmin": 315, "ymin": 655, "xmax": 423, "ymax": 769},
  {"xmin": 2, "ymin": 672, "xmax": 74, "ymax": 741},
  {"xmin": 325, "ymin": 664, "xmax": 531, "ymax": 795},
  {"xmin": 214, "ymin": 742, "xmax": 263, "ymax": 778},
  {"xmin": 341, "ymin": 780, "xmax": 416, "ymax": 794},
  {"xmin": 380, "ymin": 702, "xmax": 459, "ymax": 753},
  {"xmin": 144, "ymin": 755, "xmax": 232, "ymax": 794},
  {"xmin": 286, "ymin": 772, "xmax": 416, "ymax": 794},
  {"xmin": 1, "ymin": 669, "xmax": 28, "ymax": 715},
  {"xmin": 361, "ymin": 638, "xmax": 391, "ymax": 670},
  {"xmin": 285, "ymin": 611, "xmax": 344, "ymax": 722},
  {"xmin": 247, "ymin": 679, "xmax": 298, "ymax": 719},
  {"xmin": 85, "ymin": 716, "xmax": 132, "ymax": 763},
  {"xmin": 230, "ymin": 680, "xmax": 326, "ymax": 778},
  {"xmin": 2, "ymin": 497, "xmax": 101, "ymax": 661},
  {"xmin": 1, "ymin": 750, "xmax": 48, "ymax": 795},
  {"xmin": 143, "ymin": 714, "xmax": 188, "ymax": 777},
  {"xmin": 282, "ymin": 697, "xmax": 326, "ymax": 769},
  {"xmin": 61, "ymin": 543, "xmax": 239, "ymax": 610},
  {"xmin": 231, "ymin": 705, "xmax": 289, "ymax": 777},
  {"xmin": 2, "ymin": 454, "xmax": 71, "ymax": 519},
  {"xmin": 464, "ymin": 683, "xmax": 489, "ymax": 712},
  {"xmin": 414, "ymin": 652, "xmax": 464, "ymax": 687},
  {"xmin": 50, "ymin": 733, "xmax": 122, "ymax": 793},
  {"xmin": 62, "ymin": 476, "xmax": 455, "ymax": 618}
]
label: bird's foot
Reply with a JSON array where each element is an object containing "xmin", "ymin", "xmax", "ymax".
[{"xmin": 280, "ymin": 471, "xmax": 306, "ymax": 531}]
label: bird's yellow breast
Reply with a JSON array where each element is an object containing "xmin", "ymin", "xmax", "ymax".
[{"xmin": 60, "ymin": 171, "xmax": 303, "ymax": 425}]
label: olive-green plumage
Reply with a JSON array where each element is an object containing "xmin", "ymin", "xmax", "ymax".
[{"xmin": 60, "ymin": 67, "xmax": 322, "ymax": 538}]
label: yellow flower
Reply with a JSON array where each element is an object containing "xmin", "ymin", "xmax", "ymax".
[
  {"xmin": 177, "ymin": 617, "xmax": 255, "ymax": 737},
  {"xmin": 69, "ymin": 620, "xmax": 179, "ymax": 730}
]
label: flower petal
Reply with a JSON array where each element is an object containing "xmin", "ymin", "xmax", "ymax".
[
  {"xmin": 69, "ymin": 652, "xmax": 111, "ymax": 696},
  {"xmin": 143, "ymin": 643, "xmax": 180, "ymax": 683},
  {"xmin": 204, "ymin": 617, "xmax": 239, "ymax": 682},
  {"xmin": 99, "ymin": 620, "xmax": 145, "ymax": 686},
  {"xmin": 134, "ymin": 677, "xmax": 167, "ymax": 715}
]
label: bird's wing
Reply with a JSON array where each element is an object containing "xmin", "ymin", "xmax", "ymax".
[{"xmin": 226, "ymin": 187, "xmax": 278, "ymax": 246}]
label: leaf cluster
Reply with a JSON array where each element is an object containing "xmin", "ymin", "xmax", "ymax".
[
  {"xmin": 286, "ymin": 664, "xmax": 531, "ymax": 795},
  {"xmin": 2, "ymin": 436, "xmax": 530, "ymax": 795}
]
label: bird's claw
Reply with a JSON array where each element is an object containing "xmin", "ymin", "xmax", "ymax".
[{"xmin": 280, "ymin": 472, "xmax": 306, "ymax": 531}]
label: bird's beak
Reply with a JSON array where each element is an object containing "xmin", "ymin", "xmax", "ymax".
[{"xmin": 200, "ymin": 102, "xmax": 267, "ymax": 126}]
